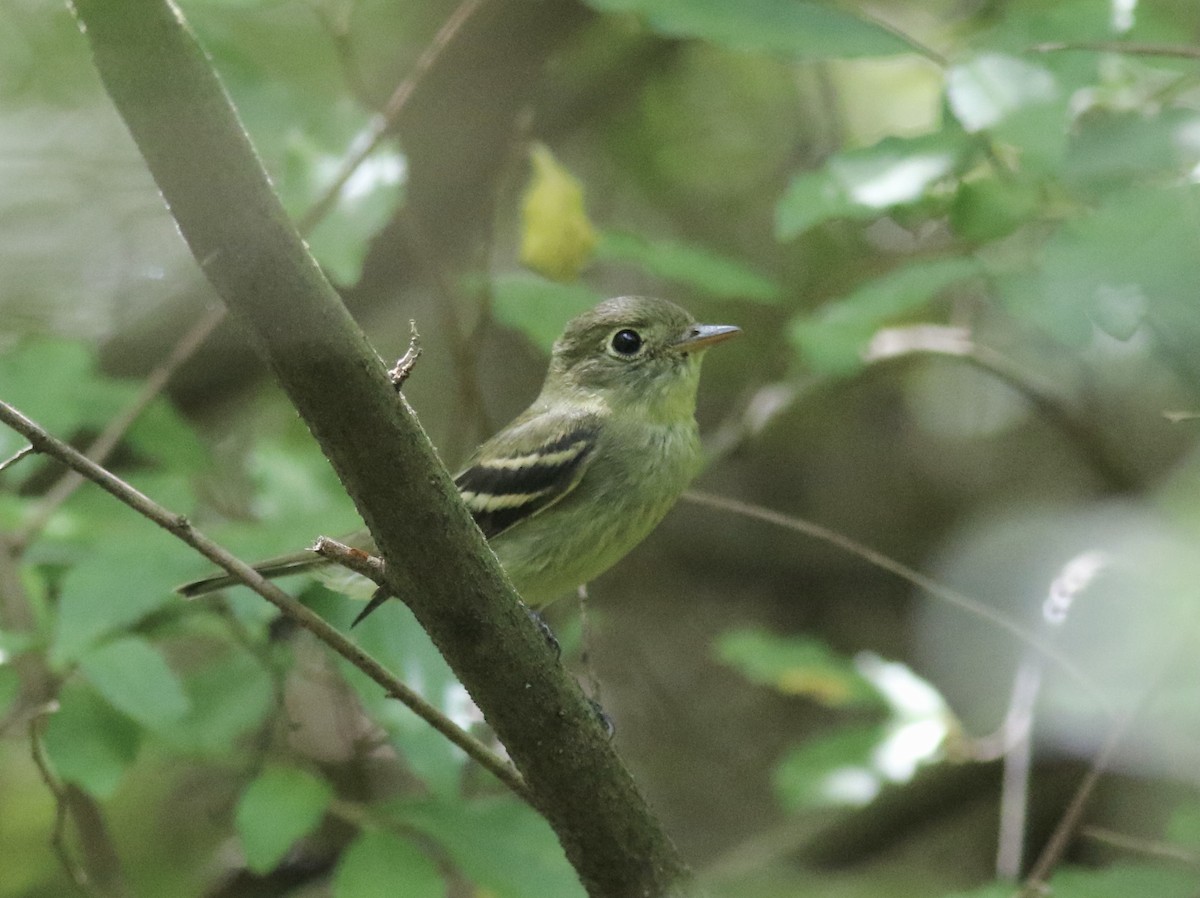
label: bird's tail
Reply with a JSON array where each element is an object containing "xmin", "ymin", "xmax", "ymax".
[{"xmin": 175, "ymin": 552, "xmax": 327, "ymax": 598}]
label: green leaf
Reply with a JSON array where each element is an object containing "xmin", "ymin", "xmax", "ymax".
[
  {"xmin": 124, "ymin": 399, "xmax": 210, "ymax": 475},
  {"xmin": 1166, "ymin": 798, "xmax": 1200, "ymax": 847},
  {"xmin": 490, "ymin": 274, "xmax": 603, "ymax": 352},
  {"xmin": 42, "ymin": 680, "xmax": 141, "ymax": 798},
  {"xmin": 596, "ymin": 230, "xmax": 781, "ymax": 302},
  {"xmin": 159, "ymin": 645, "xmax": 274, "ymax": 756},
  {"xmin": 50, "ymin": 518, "xmax": 194, "ymax": 664},
  {"xmin": 715, "ymin": 628, "xmax": 883, "ymax": 709},
  {"xmin": 774, "ymin": 723, "xmax": 889, "ymax": 810},
  {"xmin": 0, "ymin": 338, "xmax": 138, "ymax": 437},
  {"xmin": 776, "ymin": 133, "xmax": 970, "ymax": 239},
  {"xmin": 584, "ymin": 0, "xmax": 912, "ymax": 59},
  {"xmin": 333, "ymin": 830, "xmax": 443, "ymax": 898},
  {"xmin": 950, "ymin": 176, "xmax": 1042, "ymax": 243},
  {"xmin": 393, "ymin": 796, "xmax": 585, "ymax": 898},
  {"xmin": 940, "ymin": 864, "xmax": 1200, "ymax": 898},
  {"xmin": 77, "ymin": 636, "xmax": 190, "ymax": 731},
  {"xmin": 236, "ymin": 765, "xmax": 334, "ymax": 874},
  {"xmin": 789, "ymin": 256, "xmax": 980, "ymax": 374},
  {"xmin": 1029, "ymin": 184, "xmax": 1200, "ymax": 345},
  {"xmin": 1064, "ymin": 108, "xmax": 1200, "ymax": 192}
]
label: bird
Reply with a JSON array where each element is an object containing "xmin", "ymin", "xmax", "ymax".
[{"xmin": 176, "ymin": 295, "xmax": 740, "ymax": 626}]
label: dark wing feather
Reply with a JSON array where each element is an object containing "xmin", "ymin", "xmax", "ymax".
[{"xmin": 455, "ymin": 416, "xmax": 600, "ymax": 539}]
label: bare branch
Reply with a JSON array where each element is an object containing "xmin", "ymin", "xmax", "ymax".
[
  {"xmin": 296, "ymin": 0, "xmax": 485, "ymax": 235},
  {"xmin": 1032, "ymin": 40, "xmax": 1200, "ymax": 60},
  {"xmin": 865, "ymin": 325, "xmax": 1136, "ymax": 492},
  {"xmin": 30, "ymin": 707, "xmax": 125, "ymax": 897},
  {"xmin": 1019, "ymin": 612, "xmax": 1199, "ymax": 895},
  {"xmin": 682, "ymin": 489, "xmax": 1110, "ymax": 712}
]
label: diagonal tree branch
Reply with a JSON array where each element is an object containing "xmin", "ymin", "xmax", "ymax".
[{"xmin": 66, "ymin": 1, "xmax": 687, "ymax": 895}]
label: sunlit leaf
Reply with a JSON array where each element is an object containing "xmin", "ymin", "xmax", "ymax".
[
  {"xmin": 777, "ymin": 132, "xmax": 970, "ymax": 239},
  {"xmin": 716, "ymin": 628, "xmax": 883, "ymax": 709},
  {"xmin": 774, "ymin": 723, "xmax": 888, "ymax": 810},
  {"xmin": 789, "ymin": 257, "xmax": 980, "ymax": 374},
  {"xmin": 947, "ymin": 53, "xmax": 1060, "ymax": 133}
]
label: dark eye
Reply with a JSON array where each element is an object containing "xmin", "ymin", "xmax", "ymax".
[{"xmin": 610, "ymin": 329, "xmax": 643, "ymax": 356}]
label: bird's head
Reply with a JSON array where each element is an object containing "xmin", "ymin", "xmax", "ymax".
[{"xmin": 544, "ymin": 296, "xmax": 740, "ymax": 422}]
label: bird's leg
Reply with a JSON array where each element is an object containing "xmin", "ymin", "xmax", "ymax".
[{"xmin": 524, "ymin": 604, "xmax": 561, "ymax": 658}]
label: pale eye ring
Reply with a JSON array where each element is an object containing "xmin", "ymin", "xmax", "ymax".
[{"xmin": 609, "ymin": 328, "xmax": 644, "ymax": 356}]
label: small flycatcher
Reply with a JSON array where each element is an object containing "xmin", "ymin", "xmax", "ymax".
[{"xmin": 178, "ymin": 296, "xmax": 739, "ymax": 623}]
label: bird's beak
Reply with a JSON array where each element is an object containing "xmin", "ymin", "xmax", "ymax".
[{"xmin": 674, "ymin": 323, "xmax": 741, "ymax": 352}]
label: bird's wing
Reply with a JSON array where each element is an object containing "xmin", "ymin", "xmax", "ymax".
[{"xmin": 455, "ymin": 409, "xmax": 601, "ymax": 540}]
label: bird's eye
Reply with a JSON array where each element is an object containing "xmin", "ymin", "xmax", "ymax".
[{"xmin": 609, "ymin": 329, "xmax": 644, "ymax": 356}]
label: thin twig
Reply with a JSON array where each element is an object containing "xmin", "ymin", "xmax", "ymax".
[
  {"xmin": 682, "ymin": 489, "xmax": 1109, "ymax": 712},
  {"xmin": 29, "ymin": 706, "xmax": 96, "ymax": 895},
  {"xmin": 396, "ymin": 212, "xmax": 494, "ymax": 454},
  {"xmin": 703, "ymin": 380, "xmax": 808, "ymax": 465},
  {"xmin": 865, "ymin": 325, "xmax": 1135, "ymax": 492},
  {"xmin": 388, "ymin": 321, "xmax": 422, "ymax": 389},
  {"xmin": 856, "ymin": 10, "xmax": 950, "ymax": 68},
  {"xmin": 0, "ymin": 444, "xmax": 34, "ymax": 474},
  {"xmin": 1032, "ymin": 41, "xmax": 1200, "ymax": 60},
  {"xmin": 1017, "ymin": 621, "xmax": 1195, "ymax": 896},
  {"xmin": 1080, "ymin": 826, "xmax": 1200, "ymax": 869},
  {"xmin": 296, "ymin": 0, "xmax": 486, "ymax": 235},
  {"xmin": 0, "ymin": 399, "xmax": 530, "ymax": 803},
  {"xmin": 1016, "ymin": 707, "xmax": 1139, "ymax": 897},
  {"xmin": 312, "ymin": 535, "xmax": 387, "ymax": 582}
]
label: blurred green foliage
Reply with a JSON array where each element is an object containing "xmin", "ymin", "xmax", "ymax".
[{"xmin": 3, "ymin": 0, "xmax": 1200, "ymax": 895}]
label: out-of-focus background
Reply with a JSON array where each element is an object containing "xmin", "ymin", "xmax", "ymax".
[{"xmin": 3, "ymin": 0, "xmax": 1200, "ymax": 896}]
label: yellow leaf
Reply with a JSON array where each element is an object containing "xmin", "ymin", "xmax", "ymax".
[
  {"xmin": 520, "ymin": 144, "xmax": 597, "ymax": 282},
  {"xmin": 775, "ymin": 668, "xmax": 854, "ymax": 706}
]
